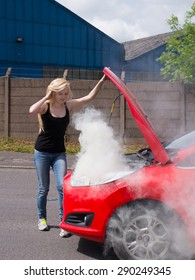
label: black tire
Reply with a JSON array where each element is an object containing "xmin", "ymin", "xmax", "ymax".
[{"xmin": 106, "ymin": 200, "xmax": 188, "ymax": 260}]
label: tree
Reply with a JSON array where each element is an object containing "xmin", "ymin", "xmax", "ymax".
[{"xmin": 158, "ymin": 2, "xmax": 195, "ymax": 84}]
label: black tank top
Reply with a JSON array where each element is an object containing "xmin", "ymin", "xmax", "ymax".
[{"xmin": 35, "ymin": 104, "xmax": 69, "ymax": 153}]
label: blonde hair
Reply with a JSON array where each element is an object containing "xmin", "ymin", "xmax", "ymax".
[{"xmin": 38, "ymin": 78, "xmax": 72, "ymax": 132}]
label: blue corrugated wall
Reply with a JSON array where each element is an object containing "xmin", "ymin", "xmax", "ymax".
[
  {"xmin": 124, "ymin": 45, "xmax": 166, "ymax": 73},
  {"xmin": 0, "ymin": 0, "xmax": 124, "ymax": 77}
]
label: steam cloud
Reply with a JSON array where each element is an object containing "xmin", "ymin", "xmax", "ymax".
[
  {"xmin": 70, "ymin": 107, "xmax": 195, "ymax": 260},
  {"xmin": 71, "ymin": 108, "xmax": 131, "ymax": 186}
]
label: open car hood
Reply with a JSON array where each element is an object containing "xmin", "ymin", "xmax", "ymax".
[{"xmin": 103, "ymin": 67, "xmax": 170, "ymax": 165}]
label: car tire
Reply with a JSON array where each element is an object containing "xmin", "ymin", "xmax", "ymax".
[{"xmin": 106, "ymin": 200, "xmax": 188, "ymax": 260}]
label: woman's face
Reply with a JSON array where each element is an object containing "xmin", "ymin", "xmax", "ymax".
[{"xmin": 54, "ymin": 88, "xmax": 70, "ymax": 104}]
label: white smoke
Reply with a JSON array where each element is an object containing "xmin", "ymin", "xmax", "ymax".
[
  {"xmin": 70, "ymin": 107, "xmax": 195, "ymax": 260},
  {"xmin": 71, "ymin": 108, "xmax": 131, "ymax": 186}
]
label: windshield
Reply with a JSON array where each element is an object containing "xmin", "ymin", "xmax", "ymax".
[{"xmin": 165, "ymin": 131, "xmax": 195, "ymax": 150}]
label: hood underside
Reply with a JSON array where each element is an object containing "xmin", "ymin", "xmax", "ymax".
[{"xmin": 103, "ymin": 67, "xmax": 170, "ymax": 165}]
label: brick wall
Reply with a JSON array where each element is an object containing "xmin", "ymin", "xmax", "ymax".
[
  {"xmin": 124, "ymin": 82, "xmax": 187, "ymax": 144},
  {"xmin": 185, "ymin": 84, "xmax": 195, "ymax": 132},
  {"xmin": 0, "ymin": 78, "xmax": 4, "ymax": 137},
  {"xmin": 3, "ymin": 77, "xmax": 120, "ymax": 142},
  {"xmin": 1, "ymin": 76, "xmax": 195, "ymax": 144}
]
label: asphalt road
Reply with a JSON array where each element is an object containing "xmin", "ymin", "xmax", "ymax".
[{"xmin": 0, "ymin": 168, "xmax": 113, "ymax": 260}]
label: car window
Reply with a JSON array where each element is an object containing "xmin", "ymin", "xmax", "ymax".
[
  {"xmin": 176, "ymin": 152, "xmax": 195, "ymax": 168},
  {"xmin": 166, "ymin": 131, "xmax": 195, "ymax": 150}
]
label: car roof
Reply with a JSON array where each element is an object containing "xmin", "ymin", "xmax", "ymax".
[{"xmin": 103, "ymin": 67, "xmax": 170, "ymax": 164}]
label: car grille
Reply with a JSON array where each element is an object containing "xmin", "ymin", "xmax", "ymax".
[{"xmin": 65, "ymin": 213, "xmax": 94, "ymax": 227}]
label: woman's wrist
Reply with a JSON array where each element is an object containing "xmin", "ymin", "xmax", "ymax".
[{"xmin": 100, "ymin": 77, "xmax": 105, "ymax": 83}]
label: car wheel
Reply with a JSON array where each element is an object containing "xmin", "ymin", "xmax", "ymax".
[{"xmin": 106, "ymin": 200, "xmax": 187, "ymax": 260}]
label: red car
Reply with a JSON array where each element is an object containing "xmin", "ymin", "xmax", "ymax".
[{"xmin": 60, "ymin": 67, "xmax": 195, "ymax": 260}]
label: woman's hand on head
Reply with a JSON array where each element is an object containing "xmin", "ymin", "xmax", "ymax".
[{"xmin": 46, "ymin": 90, "xmax": 53, "ymax": 100}]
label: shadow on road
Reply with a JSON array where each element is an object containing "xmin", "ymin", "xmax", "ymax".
[{"xmin": 77, "ymin": 238, "xmax": 118, "ymax": 260}]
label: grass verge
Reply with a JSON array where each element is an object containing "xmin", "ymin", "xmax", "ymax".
[
  {"xmin": 0, "ymin": 137, "xmax": 81, "ymax": 154},
  {"xmin": 0, "ymin": 137, "xmax": 145, "ymax": 154}
]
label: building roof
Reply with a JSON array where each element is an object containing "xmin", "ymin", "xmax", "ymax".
[{"xmin": 123, "ymin": 32, "xmax": 173, "ymax": 60}]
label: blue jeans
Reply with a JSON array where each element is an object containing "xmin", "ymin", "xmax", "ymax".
[{"xmin": 34, "ymin": 149, "xmax": 67, "ymax": 222}]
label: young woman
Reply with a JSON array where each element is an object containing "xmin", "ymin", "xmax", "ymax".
[{"xmin": 29, "ymin": 73, "xmax": 106, "ymax": 237}]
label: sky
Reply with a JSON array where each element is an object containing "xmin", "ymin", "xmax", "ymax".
[{"xmin": 56, "ymin": 0, "xmax": 194, "ymax": 42}]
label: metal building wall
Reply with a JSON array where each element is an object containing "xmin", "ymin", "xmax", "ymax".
[
  {"xmin": 124, "ymin": 45, "xmax": 166, "ymax": 82},
  {"xmin": 0, "ymin": 0, "xmax": 124, "ymax": 77}
]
